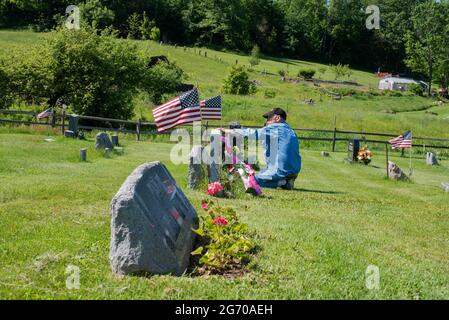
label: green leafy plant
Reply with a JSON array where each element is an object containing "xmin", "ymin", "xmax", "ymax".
[
  {"xmin": 408, "ymin": 83, "xmax": 425, "ymax": 96},
  {"xmin": 191, "ymin": 200, "xmax": 256, "ymax": 275},
  {"xmin": 331, "ymin": 63, "xmax": 351, "ymax": 80},
  {"xmin": 298, "ymin": 69, "xmax": 316, "ymax": 80},
  {"xmin": 264, "ymin": 89, "xmax": 276, "ymax": 98},
  {"xmin": 223, "ymin": 66, "xmax": 256, "ymax": 95},
  {"xmin": 249, "ymin": 45, "xmax": 261, "ymax": 68}
]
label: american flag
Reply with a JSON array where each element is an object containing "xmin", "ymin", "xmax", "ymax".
[
  {"xmin": 389, "ymin": 130, "xmax": 413, "ymax": 149},
  {"xmin": 37, "ymin": 108, "xmax": 53, "ymax": 119},
  {"xmin": 200, "ymin": 95, "xmax": 222, "ymax": 120},
  {"xmin": 152, "ymin": 88, "xmax": 202, "ymax": 132}
]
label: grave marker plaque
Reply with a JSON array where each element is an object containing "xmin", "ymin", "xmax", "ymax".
[
  {"xmin": 110, "ymin": 161, "xmax": 198, "ymax": 276},
  {"xmin": 347, "ymin": 138, "xmax": 360, "ymax": 163}
]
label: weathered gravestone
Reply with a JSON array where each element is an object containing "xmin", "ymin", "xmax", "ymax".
[
  {"xmin": 388, "ymin": 161, "xmax": 408, "ymax": 181},
  {"xmin": 95, "ymin": 132, "xmax": 113, "ymax": 150},
  {"xmin": 441, "ymin": 182, "xmax": 449, "ymax": 193},
  {"xmin": 110, "ymin": 161, "xmax": 198, "ymax": 276},
  {"xmin": 347, "ymin": 138, "xmax": 360, "ymax": 163},
  {"xmin": 187, "ymin": 146, "xmax": 204, "ymax": 189},
  {"xmin": 426, "ymin": 152, "xmax": 439, "ymax": 166}
]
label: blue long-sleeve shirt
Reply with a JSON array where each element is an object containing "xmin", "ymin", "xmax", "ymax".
[{"xmin": 235, "ymin": 122, "xmax": 301, "ymax": 180}]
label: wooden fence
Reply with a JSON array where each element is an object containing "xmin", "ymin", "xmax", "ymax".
[{"xmin": 1, "ymin": 109, "xmax": 449, "ymax": 150}]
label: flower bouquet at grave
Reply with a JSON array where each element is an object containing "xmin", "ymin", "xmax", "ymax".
[
  {"xmin": 357, "ymin": 146, "xmax": 373, "ymax": 165},
  {"xmin": 223, "ymin": 144, "xmax": 262, "ymax": 197}
]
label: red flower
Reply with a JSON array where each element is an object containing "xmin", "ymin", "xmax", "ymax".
[
  {"xmin": 213, "ymin": 216, "xmax": 228, "ymax": 226},
  {"xmin": 207, "ymin": 182, "xmax": 224, "ymax": 196},
  {"xmin": 201, "ymin": 202, "xmax": 209, "ymax": 210}
]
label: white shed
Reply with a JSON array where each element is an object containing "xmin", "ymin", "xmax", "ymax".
[{"xmin": 378, "ymin": 77, "xmax": 421, "ymax": 91}]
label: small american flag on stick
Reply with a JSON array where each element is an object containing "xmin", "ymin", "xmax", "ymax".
[
  {"xmin": 200, "ymin": 95, "xmax": 222, "ymax": 120},
  {"xmin": 152, "ymin": 88, "xmax": 202, "ymax": 132},
  {"xmin": 389, "ymin": 130, "xmax": 412, "ymax": 149},
  {"xmin": 37, "ymin": 108, "xmax": 53, "ymax": 119}
]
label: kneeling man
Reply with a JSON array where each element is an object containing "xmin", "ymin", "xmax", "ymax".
[{"xmin": 233, "ymin": 108, "xmax": 301, "ymax": 189}]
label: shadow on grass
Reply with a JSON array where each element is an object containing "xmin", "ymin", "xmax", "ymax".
[{"xmin": 293, "ymin": 188, "xmax": 346, "ymax": 195}]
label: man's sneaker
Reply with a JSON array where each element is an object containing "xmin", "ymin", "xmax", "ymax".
[{"xmin": 281, "ymin": 176, "xmax": 297, "ymax": 190}]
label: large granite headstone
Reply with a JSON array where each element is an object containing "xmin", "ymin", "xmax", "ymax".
[
  {"xmin": 426, "ymin": 152, "xmax": 439, "ymax": 166},
  {"xmin": 388, "ymin": 161, "xmax": 408, "ymax": 181},
  {"xmin": 110, "ymin": 161, "xmax": 198, "ymax": 276},
  {"xmin": 95, "ymin": 132, "xmax": 113, "ymax": 150}
]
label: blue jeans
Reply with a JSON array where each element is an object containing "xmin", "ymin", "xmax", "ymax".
[{"xmin": 255, "ymin": 175, "xmax": 286, "ymax": 189}]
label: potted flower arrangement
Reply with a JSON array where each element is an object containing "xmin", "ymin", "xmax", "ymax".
[{"xmin": 357, "ymin": 146, "xmax": 373, "ymax": 165}]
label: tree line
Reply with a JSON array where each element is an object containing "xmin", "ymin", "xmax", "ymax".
[{"xmin": 1, "ymin": 0, "xmax": 448, "ymax": 90}]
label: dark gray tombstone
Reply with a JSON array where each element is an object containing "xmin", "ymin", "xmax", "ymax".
[
  {"xmin": 426, "ymin": 152, "xmax": 439, "ymax": 166},
  {"xmin": 111, "ymin": 135, "xmax": 119, "ymax": 147},
  {"xmin": 68, "ymin": 115, "xmax": 79, "ymax": 135},
  {"xmin": 64, "ymin": 130, "xmax": 75, "ymax": 138},
  {"xmin": 347, "ymin": 138, "xmax": 360, "ymax": 163},
  {"xmin": 110, "ymin": 161, "xmax": 198, "ymax": 276},
  {"xmin": 80, "ymin": 148, "xmax": 87, "ymax": 162},
  {"xmin": 187, "ymin": 146, "xmax": 204, "ymax": 189},
  {"xmin": 95, "ymin": 132, "xmax": 113, "ymax": 150}
]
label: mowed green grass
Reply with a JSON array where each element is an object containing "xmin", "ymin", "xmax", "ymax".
[
  {"xmin": 1, "ymin": 131, "xmax": 449, "ymax": 299},
  {"xmin": 1, "ymin": 29, "xmax": 448, "ymax": 138}
]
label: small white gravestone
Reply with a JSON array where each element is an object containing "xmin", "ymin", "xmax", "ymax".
[
  {"xmin": 426, "ymin": 152, "xmax": 439, "ymax": 166},
  {"xmin": 442, "ymin": 182, "xmax": 449, "ymax": 193}
]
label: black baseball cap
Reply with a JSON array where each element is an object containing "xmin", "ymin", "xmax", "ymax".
[{"xmin": 262, "ymin": 108, "xmax": 287, "ymax": 120}]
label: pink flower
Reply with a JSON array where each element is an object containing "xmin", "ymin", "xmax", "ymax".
[
  {"xmin": 201, "ymin": 202, "xmax": 209, "ymax": 210},
  {"xmin": 207, "ymin": 182, "xmax": 224, "ymax": 196},
  {"xmin": 213, "ymin": 216, "xmax": 228, "ymax": 226}
]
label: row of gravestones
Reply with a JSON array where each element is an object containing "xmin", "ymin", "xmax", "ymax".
[{"xmin": 95, "ymin": 132, "xmax": 119, "ymax": 150}]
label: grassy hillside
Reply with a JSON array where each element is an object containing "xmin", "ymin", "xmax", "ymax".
[
  {"xmin": 0, "ymin": 131, "xmax": 448, "ymax": 299},
  {"xmin": 1, "ymin": 29, "xmax": 448, "ymax": 139}
]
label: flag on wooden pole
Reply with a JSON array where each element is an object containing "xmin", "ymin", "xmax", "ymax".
[{"xmin": 152, "ymin": 88, "xmax": 201, "ymax": 132}]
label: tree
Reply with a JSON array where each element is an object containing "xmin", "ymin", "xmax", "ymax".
[
  {"xmin": 79, "ymin": 0, "xmax": 115, "ymax": 30},
  {"xmin": 3, "ymin": 27, "xmax": 184, "ymax": 119},
  {"xmin": 249, "ymin": 45, "xmax": 261, "ymax": 67},
  {"xmin": 282, "ymin": 0, "xmax": 327, "ymax": 58},
  {"xmin": 404, "ymin": 1, "xmax": 449, "ymax": 95}
]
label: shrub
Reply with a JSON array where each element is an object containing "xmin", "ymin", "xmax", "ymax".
[
  {"xmin": 149, "ymin": 26, "xmax": 161, "ymax": 42},
  {"xmin": 331, "ymin": 63, "xmax": 351, "ymax": 80},
  {"xmin": 249, "ymin": 45, "xmax": 260, "ymax": 68},
  {"xmin": 223, "ymin": 66, "xmax": 257, "ymax": 95},
  {"xmin": 0, "ymin": 63, "xmax": 10, "ymax": 107},
  {"xmin": 409, "ymin": 83, "xmax": 425, "ymax": 96},
  {"xmin": 298, "ymin": 69, "xmax": 316, "ymax": 80},
  {"xmin": 191, "ymin": 200, "xmax": 256, "ymax": 275},
  {"xmin": 264, "ymin": 89, "xmax": 276, "ymax": 98},
  {"xmin": 278, "ymin": 69, "xmax": 287, "ymax": 77},
  {"xmin": 126, "ymin": 13, "xmax": 141, "ymax": 39}
]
